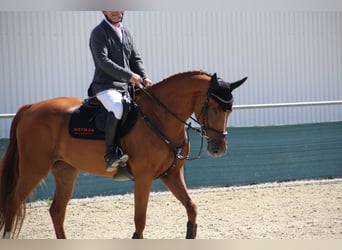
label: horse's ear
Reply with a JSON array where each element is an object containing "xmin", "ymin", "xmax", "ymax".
[
  {"xmin": 210, "ymin": 73, "xmax": 220, "ymax": 89},
  {"xmin": 230, "ymin": 77, "xmax": 247, "ymax": 91}
]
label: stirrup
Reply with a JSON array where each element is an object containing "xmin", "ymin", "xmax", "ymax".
[
  {"xmin": 119, "ymin": 154, "xmax": 129, "ymax": 163},
  {"xmin": 105, "ymin": 159, "xmax": 120, "ymax": 172},
  {"xmin": 105, "ymin": 154, "xmax": 129, "ymax": 172}
]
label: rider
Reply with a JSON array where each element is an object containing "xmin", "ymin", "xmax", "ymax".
[{"xmin": 88, "ymin": 11, "xmax": 153, "ymax": 172}]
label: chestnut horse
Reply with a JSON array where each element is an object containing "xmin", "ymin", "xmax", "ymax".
[{"xmin": 0, "ymin": 70, "xmax": 246, "ymax": 239}]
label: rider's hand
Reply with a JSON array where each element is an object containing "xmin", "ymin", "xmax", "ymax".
[
  {"xmin": 143, "ymin": 78, "xmax": 153, "ymax": 87},
  {"xmin": 129, "ymin": 73, "xmax": 143, "ymax": 86}
]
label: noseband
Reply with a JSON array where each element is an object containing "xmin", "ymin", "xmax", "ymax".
[
  {"xmin": 198, "ymin": 92, "xmax": 232, "ymax": 139},
  {"xmin": 137, "ymin": 82, "xmax": 231, "ymax": 160}
]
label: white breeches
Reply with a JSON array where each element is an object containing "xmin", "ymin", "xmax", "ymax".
[{"xmin": 96, "ymin": 89, "xmax": 123, "ymax": 119}]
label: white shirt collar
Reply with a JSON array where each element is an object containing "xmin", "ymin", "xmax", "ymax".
[
  {"xmin": 104, "ymin": 18, "xmax": 124, "ymax": 42},
  {"xmin": 104, "ymin": 18, "xmax": 123, "ymax": 30}
]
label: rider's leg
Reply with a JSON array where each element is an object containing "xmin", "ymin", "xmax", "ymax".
[{"xmin": 96, "ymin": 89, "xmax": 128, "ymax": 172}]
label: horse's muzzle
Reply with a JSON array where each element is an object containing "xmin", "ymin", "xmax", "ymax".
[{"xmin": 207, "ymin": 138, "xmax": 227, "ymax": 157}]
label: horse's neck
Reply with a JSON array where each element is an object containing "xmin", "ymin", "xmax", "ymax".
[
  {"xmin": 150, "ymin": 75, "xmax": 208, "ymax": 117},
  {"xmin": 138, "ymin": 75, "xmax": 208, "ymax": 137}
]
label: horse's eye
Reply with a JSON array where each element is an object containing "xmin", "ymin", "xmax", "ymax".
[{"xmin": 209, "ymin": 106, "xmax": 220, "ymax": 119}]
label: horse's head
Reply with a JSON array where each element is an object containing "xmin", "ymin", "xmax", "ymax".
[{"xmin": 195, "ymin": 73, "xmax": 247, "ymax": 157}]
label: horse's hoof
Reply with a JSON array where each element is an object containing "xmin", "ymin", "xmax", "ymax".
[
  {"xmin": 186, "ymin": 221, "xmax": 197, "ymax": 239},
  {"xmin": 132, "ymin": 232, "xmax": 140, "ymax": 239}
]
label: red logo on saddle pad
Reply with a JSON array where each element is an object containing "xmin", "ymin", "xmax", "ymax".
[{"xmin": 73, "ymin": 127, "xmax": 95, "ymax": 135}]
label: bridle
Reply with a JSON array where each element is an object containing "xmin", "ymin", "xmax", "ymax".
[
  {"xmin": 137, "ymin": 83, "xmax": 231, "ymax": 161},
  {"xmin": 198, "ymin": 89, "xmax": 233, "ymax": 139}
]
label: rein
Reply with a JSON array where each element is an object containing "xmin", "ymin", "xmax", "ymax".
[
  {"xmin": 137, "ymin": 85, "xmax": 203, "ymax": 161},
  {"xmin": 138, "ymin": 85, "xmax": 202, "ymax": 133},
  {"xmin": 137, "ymin": 84, "xmax": 227, "ymax": 161}
]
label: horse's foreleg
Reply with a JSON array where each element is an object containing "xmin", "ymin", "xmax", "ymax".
[
  {"xmin": 50, "ymin": 161, "xmax": 80, "ymax": 239},
  {"xmin": 132, "ymin": 179, "xmax": 153, "ymax": 239},
  {"xmin": 161, "ymin": 169, "xmax": 198, "ymax": 239}
]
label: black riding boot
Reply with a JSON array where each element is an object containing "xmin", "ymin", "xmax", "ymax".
[{"xmin": 104, "ymin": 112, "xmax": 128, "ymax": 172}]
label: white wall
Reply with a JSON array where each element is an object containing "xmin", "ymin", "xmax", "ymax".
[{"xmin": 1, "ymin": 11, "xmax": 341, "ymax": 138}]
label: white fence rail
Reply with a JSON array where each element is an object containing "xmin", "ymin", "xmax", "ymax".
[
  {"xmin": 0, "ymin": 114, "xmax": 16, "ymax": 119},
  {"xmin": 1, "ymin": 100, "xmax": 342, "ymax": 119},
  {"xmin": 234, "ymin": 100, "xmax": 342, "ymax": 110}
]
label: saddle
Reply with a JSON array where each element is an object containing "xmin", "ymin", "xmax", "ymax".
[
  {"xmin": 69, "ymin": 96, "xmax": 138, "ymax": 140},
  {"xmin": 68, "ymin": 95, "xmax": 138, "ymax": 181}
]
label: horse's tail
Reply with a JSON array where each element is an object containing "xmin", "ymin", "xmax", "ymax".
[{"xmin": 0, "ymin": 104, "xmax": 32, "ymax": 238}]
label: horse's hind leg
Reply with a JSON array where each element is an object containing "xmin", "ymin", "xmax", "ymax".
[
  {"xmin": 3, "ymin": 161, "xmax": 51, "ymax": 238},
  {"xmin": 160, "ymin": 169, "xmax": 198, "ymax": 239},
  {"xmin": 49, "ymin": 161, "xmax": 79, "ymax": 239}
]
